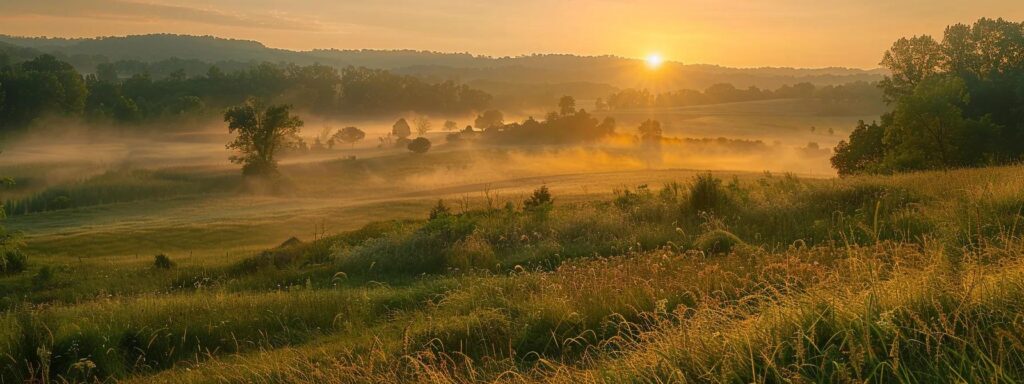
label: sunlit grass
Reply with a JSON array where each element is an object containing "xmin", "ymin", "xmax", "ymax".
[{"xmin": 1, "ymin": 153, "xmax": 1023, "ymax": 382}]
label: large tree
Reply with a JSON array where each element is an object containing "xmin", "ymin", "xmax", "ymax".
[
  {"xmin": 832, "ymin": 18, "xmax": 1024, "ymax": 175},
  {"xmin": 333, "ymin": 126, "xmax": 366, "ymax": 148},
  {"xmin": 474, "ymin": 110, "xmax": 504, "ymax": 130},
  {"xmin": 414, "ymin": 116, "xmax": 432, "ymax": 137},
  {"xmin": 0, "ymin": 55, "xmax": 86, "ymax": 130},
  {"xmin": 392, "ymin": 118, "xmax": 412, "ymax": 140},
  {"xmin": 558, "ymin": 96, "xmax": 576, "ymax": 115},
  {"xmin": 224, "ymin": 98, "xmax": 304, "ymax": 176}
]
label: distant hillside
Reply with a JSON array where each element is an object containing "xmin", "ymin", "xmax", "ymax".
[{"xmin": 0, "ymin": 34, "xmax": 886, "ymax": 91}]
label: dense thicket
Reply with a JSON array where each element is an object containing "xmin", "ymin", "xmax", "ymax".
[
  {"xmin": 0, "ymin": 55, "xmax": 492, "ymax": 133},
  {"xmin": 605, "ymin": 81, "xmax": 881, "ymax": 109},
  {"xmin": 832, "ymin": 18, "xmax": 1024, "ymax": 175}
]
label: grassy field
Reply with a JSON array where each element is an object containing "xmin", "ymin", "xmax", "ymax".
[
  {"xmin": 0, "ymin": 98, "xmax": 1014, "ymax": 384},
  {"xmin": 1, "ymin": 135, "xmax": 1022, "ymax": 382}
]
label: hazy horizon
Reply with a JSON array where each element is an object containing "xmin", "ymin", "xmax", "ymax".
[{"xmin": 3, "ymin": 1, "xmax": 1023, "ymax": 69}]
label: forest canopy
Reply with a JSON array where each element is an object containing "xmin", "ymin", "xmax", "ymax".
[
  {"xmin": 0, "ymin": 55, "xmax": 492, "ymax": 133},
  {"xmin": 832, "ymin": 18, "xmax": 1024, "ymax": 175}
]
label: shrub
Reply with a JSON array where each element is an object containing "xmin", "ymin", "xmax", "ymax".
[
  {"xmin": 447, "ymin": 233, "xmax": 498, "ymax": 271},
  {"xmin": 429, "ymin": 199, "xmax": 451, "ymax": 220},
  {"xmin": 154, "ymin": 254, "xmax": 175, "ymax": 269},
  {"xmin": 688, "ymin": 173, "xmax": 730, "ymax": 213},
  {"xmin": 32, "ymin": 265, "xmax": 54, "ymax": 287},
  {"xmin": 408, "ymin": 137, "xmax": 432, "ymax": 154},
  {"xmin": 0, "ymin": 248, "xmax": 27, "ymax": 273},
  {"xmin": 695, "ymin": 229, "xmax": 744, "ymax": 254},
  {"xmin": 524, "ymin": 185, "xmax": 553, "ymax": 211}
]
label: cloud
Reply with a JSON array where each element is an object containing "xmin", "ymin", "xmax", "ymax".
[{"xmin": 0, "ymin": 0, "xmax": 322, "ymax": 32}]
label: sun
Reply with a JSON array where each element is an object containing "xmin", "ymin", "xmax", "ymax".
[{"xmin": 645, "ymin": 53, "xmax": 664, "ymax": 69}]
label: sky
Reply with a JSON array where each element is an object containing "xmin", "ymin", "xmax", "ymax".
[{"xmin": 1, "ymin": 0, "xmax": 1023, "ymax": 69}]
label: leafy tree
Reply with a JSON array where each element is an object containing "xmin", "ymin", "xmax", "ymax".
[
  {"xmin": 878, "ymin": 36, "xmax": 943, "ymax": 103},
  {"xmin": 832, "ymin": 18, "xmax": 1024, "ymax": 175},
  {"xmin": 407, "ymin": 137, "xmax": 432, "ymax": 154},
  {"xmin": 558, "ymin": 95, "xmax": 576, "ymax": 115},
  {"xmin": 474, "ymin": 110, "xmax": 504, "ymax": 129},
  {"xmin": 443, "ymin": 120, "xmax": 458, "ymax": 132},
  {"xmin": 831, "ymin": 120, "xmax": 886, "ymax": 176},
  {"xmin": 224, "ymin": 98, "xmax": 304, "ymax": 176},
  {"xmin": 392, "ymin": 118, "xmax": 411, "ymax": 140},
  {"xmin": 883, "ymin": 76, "xmax": 974, "ymax": 170},
  {"xmin": 0, "ymin": 55, "xmax": 86, "ymax": 130},
  {"xmin": 333, "ymin": 126, "xmax": 366, "ymax": 147},
  {"xmin": 84, "ymin": 77, "xmax": 140, "ymax": 122},
  {"xmin": 597, "ymin": 117, "xmax": 616, "ymax": 135},
  {"xmin": 638, "ymin": 119, "xmax": 663, "ymax": 142}
]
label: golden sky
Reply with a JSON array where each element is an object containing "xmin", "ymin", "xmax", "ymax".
[{"xmin": 2, "ymin": 0, "xmax": 1023, "ymax": 68}]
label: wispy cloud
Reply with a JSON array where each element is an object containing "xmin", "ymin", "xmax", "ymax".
[{"xmin": 0, "ymin": 0, "xmax": 323, "ymax": 32}]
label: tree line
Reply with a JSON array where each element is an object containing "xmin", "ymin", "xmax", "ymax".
[
  {"xmin": 602, "ymin": 81, "xmax": 881, "ymax": 110},
  {"xmin": 0, "ymin": 54, "xmax": 492, "ymax": 133},
  {"xmin": 832, "ymin": 18, "xmax": 1024, "ymax": 175}
]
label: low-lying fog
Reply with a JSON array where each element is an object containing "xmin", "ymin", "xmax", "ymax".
[{"xmin": 0, "ymin": 113, "xmax": 838, "ymax": 202}]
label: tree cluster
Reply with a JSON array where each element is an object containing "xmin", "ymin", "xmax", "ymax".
[
  {"xmin": 0, "ymin": 55, "xmax": 492, "ymax": 133},
  {"xmin": 832, "ymin": 18, "xmax": 1024, "ymax": 175},
  {"xmin": 606, "ymin": 81, "xmax": 881, "ymax": 109},
  {"xmin": 479, "ymin": 96, "xmax": 616, "ymax": 145}
]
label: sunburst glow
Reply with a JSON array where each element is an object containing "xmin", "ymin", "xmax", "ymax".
[{"xmin": 645, "ymin": 53, "xmax": 664, "ymax": 69}]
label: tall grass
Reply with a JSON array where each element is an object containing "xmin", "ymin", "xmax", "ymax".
[
  {"xmin": 2, "ymin": 169, "xmax": 238, "ymax": 216},
  {"xmin": 2, "ymin": 165, "xmax": 1023, "ymax": 383}
]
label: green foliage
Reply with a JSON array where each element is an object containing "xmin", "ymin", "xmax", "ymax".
[
  {"xmin": 2, "ymin": 169, "xmax": 237, "ymax": 216},
  {"xmin": 0, "ymin": 54, "xmax": 87, "ymax": 129},
  {"xmin": 834, "ymin": 18, "xmax": 1024, "ymax": 175},
  {"xmin": 523, "ymin": 185, "xmax": 553, "ymax": 212},
  {"xmin": 831, "ymin": 120, "xmax": 886, "ymax": 175},
  {"xmin": 0, "ymin": 55, "xmax": 492, "ymax": 132},
  {"xmin": 688, "ymin": 173, "xmax": 730, "ymax": 213},
  {"xmin": 224, "ymin": 98, "xmax": 304, "ymax": 176},
  {"xmin": 153, "ymin": 254, "xmax": 174, "ymax": 269},
  {"xmin": 429, "ymin": 199, "xmax": 451, "ymax": 220},
  {"xmin": 0, "ymin": 248, "xmax": 27, "ymax": 274},
  {"xmin": 4, "ymin": 166, "xmax": 1024, "ymax": 382}
]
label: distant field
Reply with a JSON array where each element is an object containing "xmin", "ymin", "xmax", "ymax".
[{"xmin": 597, "ymin": 98, "xmax": 887, "ymax": 147}]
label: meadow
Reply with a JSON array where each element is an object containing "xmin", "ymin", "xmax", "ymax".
[{"xmin": 1, "ymin": 125, "xmax": 1022, "ymax": 383}]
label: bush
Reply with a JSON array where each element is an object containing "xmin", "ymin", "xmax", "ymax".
[
  {"xmin": 688, "ymin": 173, "xmax": 730, "ymax": 213},
  {"xmin": 0, "ymin": 248, "xmax": 27, "ymax": 273},
  {"xmin": 408, "ymin": 137, "xmax": 432, "ymax": 153},
  {"xmin": 446, "ymin": 233, "xmax": 498, "ymax": 271},
  {"xmin": 32, "ymin": 265, "xmax": 54, "ymax": 286},
  {"xmin": 154, "ymin": 254, "xmax": 175, "ymax": 269},
  {"xmin": 524, "ymin": 185, "xmax": 553, "ymax": 211},
  {"xmin": 429, "ymin": 199, "xmax": 451, "ymax": 220},
  {"xmin": 695, "ymin": 229, "xmax": 744, "ymax": 254}
]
